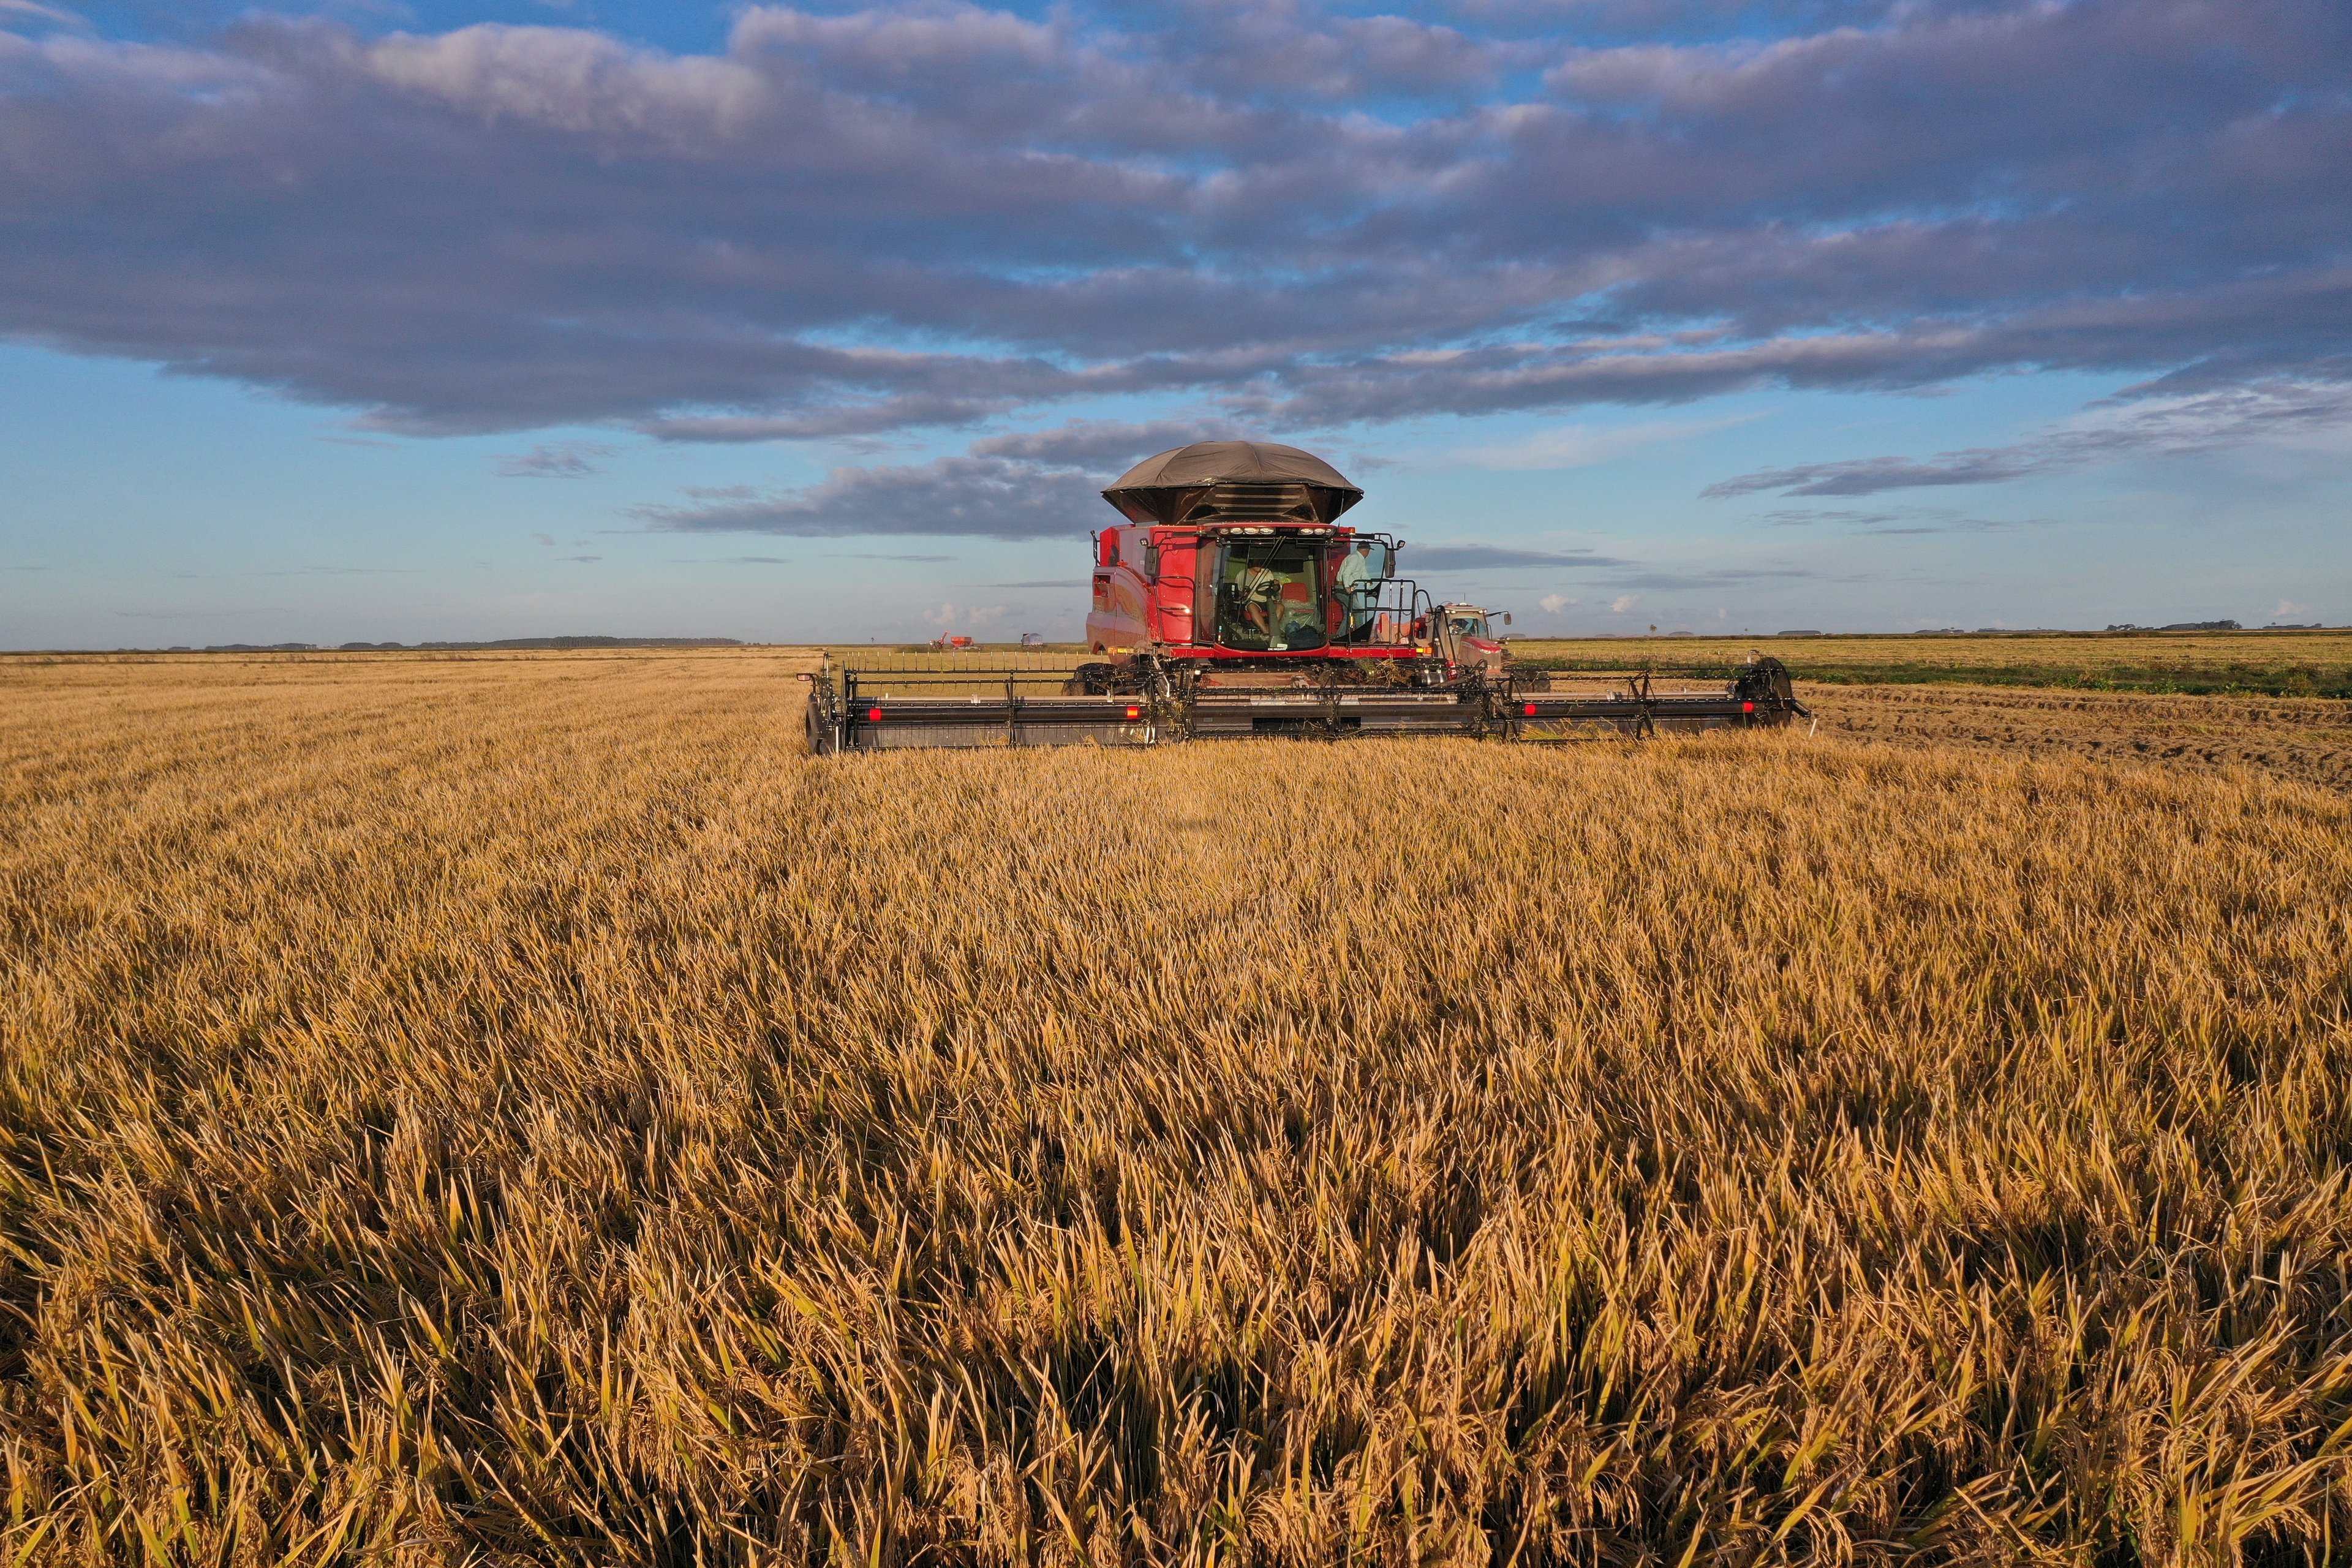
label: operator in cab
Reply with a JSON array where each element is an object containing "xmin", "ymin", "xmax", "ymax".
[{"xmin": 1234, "ymin": 558, "xmax": 1283, "ymax": 642}]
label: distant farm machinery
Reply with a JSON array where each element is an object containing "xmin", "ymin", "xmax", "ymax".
[{"xmin": 804, "ymin": 440, "xmax": 1809, "ymax": 753}]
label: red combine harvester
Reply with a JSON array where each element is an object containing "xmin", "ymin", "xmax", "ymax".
[{"xmin": 804, "ymin": 440, "xmax": 1806, "ymax": 752}]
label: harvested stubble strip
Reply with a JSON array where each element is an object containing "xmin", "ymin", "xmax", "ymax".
[
  {"xmin": 0, "ymin": 653, "xmax": 2348, "ymax": 1565},
  {"xmin": 1509, "ymin": 630, "xmax": 2352, "ymax": 699},
  {"xmin": 1812, "ymin": 681, "xmax": 2352, "ymax": 794}
]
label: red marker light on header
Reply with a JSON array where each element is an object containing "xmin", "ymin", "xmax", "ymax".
[
  {"xmin": 1125, "ymin": 704, "xmax": 1142, "ymax": 719},
  {"xmin": 867, "ymin": 707, "xmax": 884, "ymax": 722},
  {"xmin": 1523, "ymin": 702, "xmax": 1538, "ymax": 716},
  {"xmin": 1742, "ymin": 701, "xmax": 1755, "ymax": 714}
]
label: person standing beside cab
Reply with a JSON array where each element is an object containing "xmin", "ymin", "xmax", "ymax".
[{"xmin": 1336, "ymin": 539, "xmax": 1379, "ymax": 641}]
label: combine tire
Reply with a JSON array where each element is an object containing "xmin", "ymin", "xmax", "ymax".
[{"xmin": 1064, "ymin": 662, "xmax": 1118, "ymax": 696}]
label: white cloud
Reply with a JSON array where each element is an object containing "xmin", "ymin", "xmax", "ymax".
[
  {"xmin": 1610, "ymin": 594, "xmax": 1639, "ymax": 614},
  {"xmin": 2275, "ymin": 599, "xmax": 2310, "ymax": 618},
  {"xmin": 1538, "ymin": 592, "xmax": 1579, "ymax": 614},
  {"xmin": 1452, "ymin": 415, "xmax": 1758, "ymax": 472},
  {"xmin": 0, "ymin": 0, "xmax": 85, "ymax": 23},
  {"xmin": 921, "ymin": 601, "xmax": 1009, "ymax": 627}
]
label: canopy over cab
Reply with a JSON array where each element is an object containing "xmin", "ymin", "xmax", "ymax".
[{"xmin": 1102, "ymin": 441, "xmax": 1363, "ymax": 527}]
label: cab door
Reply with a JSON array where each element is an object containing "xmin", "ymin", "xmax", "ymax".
[
  {"xmin": 1149, "ymin": 535, "xmax": 1198, "ymax": 646},
  {"xmin": 1193, "ymin": 541, "xmax": 1221, "ymax": 649},
  {"xmin": 1110, "ymin": 531, "xmax": 1147, "ymax": 627},
  {"xmin": 1086, "ymin": 531, "xmax": 1117, "ymax": 649}
]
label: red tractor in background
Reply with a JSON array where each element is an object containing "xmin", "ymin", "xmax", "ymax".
[{"xmin": 1428, "ymin": 602, "xmax": 1547, "ymax": 689}]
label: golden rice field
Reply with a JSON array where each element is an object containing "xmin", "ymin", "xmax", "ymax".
[{"xmin": 2, "ymin": 650, "xmax": 2350, "ymax": 1566}]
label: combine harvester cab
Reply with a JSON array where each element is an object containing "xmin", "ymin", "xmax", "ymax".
[{"xmin": 803, "ymin": 440, "xmax": 1807, "ymax": 753}]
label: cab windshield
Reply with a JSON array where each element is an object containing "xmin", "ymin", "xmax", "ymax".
[
  {"xmin": 1215, "ymin": 541, "xmax": 1328, "ymax": 650},
  {"xmin": 1447, "ymin": 612, "xmax": 1492, "ymax": 642}
]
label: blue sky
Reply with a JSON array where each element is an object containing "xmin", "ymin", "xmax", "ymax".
[{"xmin": 2, "ymin": 0, "xmax": 2346, "ymax": 647}]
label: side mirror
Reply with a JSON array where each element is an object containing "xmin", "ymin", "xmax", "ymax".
[{"xmin": 1502, "ymin": 612, "xmax": 1513, "ymax": 627}]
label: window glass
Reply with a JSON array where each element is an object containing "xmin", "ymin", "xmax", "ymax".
[{"xmin": 1215, "ymin": 541, "xmax": 1326, "ymax": 650}]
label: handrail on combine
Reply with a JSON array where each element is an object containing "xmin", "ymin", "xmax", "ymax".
[{"xmin": 1324, "ymin": 577, "xmax": 1434, "ymax": 650}]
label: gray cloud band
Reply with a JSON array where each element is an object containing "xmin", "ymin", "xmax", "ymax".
[
  {"xmin": 1703, "ymin": 380, "xmax": 2352, "ymax": 499},
  {"xmin": 1406, "ymin": 546, "xmax": 1632, "ymax": 571},
  {"xmin": 0, "ymin": 0, "xmax": 2343, "ymax": 442},
  {"xmin": 635, "ymin": 456, "xmax": 1107, "ymax": 538}
]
